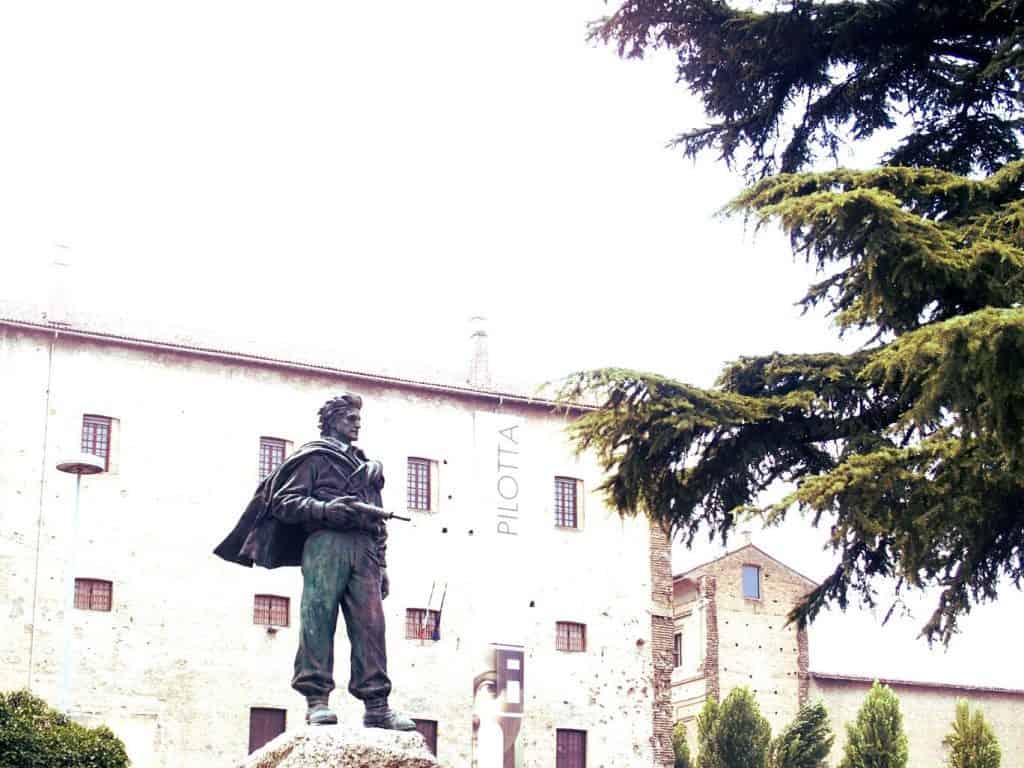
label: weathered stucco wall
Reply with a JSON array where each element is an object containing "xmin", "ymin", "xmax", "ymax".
[
  {"xmin": 811, "ymin": 676, "xmax": 1024, "ymax": 768},
  {"xmin": 0, "ymin": 324, "xmax": 664, "ymax": 767}
]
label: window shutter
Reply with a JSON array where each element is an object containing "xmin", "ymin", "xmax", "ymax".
[{"xmin": 248, "ymin": 707, "xmax": 286, "ymax": 754}]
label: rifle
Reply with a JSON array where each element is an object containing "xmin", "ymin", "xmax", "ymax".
[{"xmin": 348, "ymin": 500, "xmax": 411, "ymax": 522}]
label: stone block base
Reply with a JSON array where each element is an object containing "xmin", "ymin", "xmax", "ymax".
[{"xmin": 239, "ymin": 724, "xmax": 440, "ymax": 768}]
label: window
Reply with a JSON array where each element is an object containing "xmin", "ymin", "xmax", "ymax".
[
  {"xmin": 81, "ymin": 415, "xmax": 112, "ymax": 471},
  {"xmin": 248, "ymin": 707, "xmax": 286, "ymax": 754},
  {"xmin": 555, "ymin": 621, "xmax": 586, "ymax": 652},
  {"xmin": 673, "ymin": 632, "xmax": 682, "ymax": 668},
  {"xmin": 556, "ymin": 729, "xmax": 587, "ymax": 768},
  {"xmin": 413, "ymin": 719, "xmax": 437, "ymax": 755},
  {"xmin": 742, "ymin": 564, "xmax": 761, "ymax": 599},
  {"xmin": 253, "ymin": 595, "xmax": 289, "ymax": 627},
  {"xmin": 259, "ymin": 437, "xmax": 287, "ymax": 480},
  {"xmin": 405, "ymin": 608, "xmax": 441, "ymax": 640},
  {"xmin": 407, "ymin": 457, "xmax": 432, "ymax": 510},
  {"xmin": 74, "ymin": 578, "xmax": 112, "ymax": 612},
  {"xmin": 554, "ymin": 476, "xmax": 580, "ymax": 528}
]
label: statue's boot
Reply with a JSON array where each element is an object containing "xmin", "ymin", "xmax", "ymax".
[
  {"xmin": 306, "ymin": 699, "xmax": 338, "ymax": 726},
  {"xmin": 363, "ymin": 698, "xmax": 416, "ymax": 731}
]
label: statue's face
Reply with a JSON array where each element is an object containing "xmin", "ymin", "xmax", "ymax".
[{"xmin": 332, "ymin": 407, "xmax": 362, "ymax": 443}]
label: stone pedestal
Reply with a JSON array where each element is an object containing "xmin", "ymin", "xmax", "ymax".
[{"xmin": 239, "ymin": 724, "xmax": 441, "ymax": 768}]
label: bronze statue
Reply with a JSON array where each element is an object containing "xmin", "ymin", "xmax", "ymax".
[{"xmin": 215, "ymin": 393, "xmax": 416, "ymax": 729}]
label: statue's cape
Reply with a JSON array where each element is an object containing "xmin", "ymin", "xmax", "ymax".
[{"xmin": 212, "ymin": 440, "xmax": 365, "ymax": 569}]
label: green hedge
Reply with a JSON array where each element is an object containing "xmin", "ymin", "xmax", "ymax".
[{"xmin": 0, "ymin": 690, "xmax": 129, "ymax": 768}]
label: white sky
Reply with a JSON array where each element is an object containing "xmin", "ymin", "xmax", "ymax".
[{"xmin": 1, "ymin": 1, "xmax": 1020, "ymax": 689}]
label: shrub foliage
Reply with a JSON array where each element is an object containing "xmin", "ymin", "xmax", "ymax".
[
  {"xmin": 0, "ymin": 690, "xmax": 129, "ymax": 768},
  {"xmin": 943, "ymin": 700, "xmax": 1001, "ymax": 768},
  {"xmin": 769, "ymin": 701, "xmax": 834, "ymax": 768},
  {"xmin": 838, "ymin": 682, "xmax": 908, "ymax": 768},
  {"xmin": 696, "ymin": 688, "xmax": 771, "ymax": 768}
]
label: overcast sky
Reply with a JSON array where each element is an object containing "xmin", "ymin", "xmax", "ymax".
[{"xmin": 2, "ymin": 0, "xmax": 1020, "ymax": 688}]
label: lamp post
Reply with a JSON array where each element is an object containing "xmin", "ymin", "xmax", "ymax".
[{"xmin": 55, "ymin": 452, "xmax": 104, "ymax": 715}]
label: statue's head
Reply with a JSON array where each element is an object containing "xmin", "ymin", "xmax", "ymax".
[{"xmin": 318, "ymin": 393, "xmax": 363, "ymax": 443}]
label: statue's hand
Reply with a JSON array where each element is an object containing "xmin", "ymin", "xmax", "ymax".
[
  {"xmin": 380, "ymin": 568, "xmax": 390, "ymax": 600},
  {"xmin": 322, "ymin": 496, "xmax": 362, "ymax": 528}
]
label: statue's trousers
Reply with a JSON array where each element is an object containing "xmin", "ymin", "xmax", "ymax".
[{"xmin": 292, "ymin": 529, "xmax": 391, "ymax": 704}]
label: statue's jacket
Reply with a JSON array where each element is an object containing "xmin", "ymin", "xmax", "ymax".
[{"xmin": 214, "ymin": 439, "xmax": 387, "ymax": 570}]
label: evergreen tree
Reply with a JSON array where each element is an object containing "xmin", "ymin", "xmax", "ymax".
[
  {"xmin": 838, "ymin": 682, "xmax": 908, "ymax": 768},
  {"xmin": 695, "ymin": 688, "xmax": 771, "ymax": 768},
  {"xmin": 674, "ymin": 720, "xmax": 693, "ymax": 768},
  {"xmin": 591, "ymin": 0, "xmax": 1024, "ymax": 178},
  {"xmin": 696, "ymin": 697, "xmax": 721, "ymax": 768},
  {"xmin": 943, "ymin": 700, "xmax": 1001, "ymax": 768},
  {"xmin": 565, "ymin": 1, "xmax": 1024, "ymax": 644},
  {"xmin": 769, "ymin": 701, "xmax": 834, "ymax": 768}
]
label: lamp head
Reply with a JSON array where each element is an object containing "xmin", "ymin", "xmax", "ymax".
[{"xmin": 56, "ymin": 452, "xmax": 105, "ymax": 475}]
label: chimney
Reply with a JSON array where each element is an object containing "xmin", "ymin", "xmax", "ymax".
[
  {"xmin": 466, "ymin": 315, "xmax": 492, "ymax": 389},
  {"xmin": 740, "ymin": 529, "xmax": 753, "ymax": 547},
  {"xmin": 45, "ymin": 243, "xmax": 73, "ymax": 327}
]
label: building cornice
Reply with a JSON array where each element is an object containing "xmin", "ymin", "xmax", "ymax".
[{"xmin": 0, "ymin": 317, "xmax": 590, "ymax": 413}]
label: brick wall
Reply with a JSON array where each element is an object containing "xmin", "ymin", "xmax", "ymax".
[
  {"xmin": 797, "ymin": 626, "xmax": 809, "ymax": 708},
  {"xmin": 701, "ymin": 575, "xmax": 720, "ymax": 703},
  {"xmin": 650, "ymin": 522, "xmax": 675, "ymax": 767}
]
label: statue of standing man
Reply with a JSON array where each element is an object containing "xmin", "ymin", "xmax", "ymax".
[{"xmin": 215, "ymin": 393, "xmax": 416, "ymax": 730}]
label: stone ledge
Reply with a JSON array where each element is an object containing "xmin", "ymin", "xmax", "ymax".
[{"xmin": 239, "ymin": 724, "xmax": 441, "ymax": 768}]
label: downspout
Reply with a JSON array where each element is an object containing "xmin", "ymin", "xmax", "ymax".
[{"xmin": 26, "ymin": 328, "xmax": 58, "ymax": 690}]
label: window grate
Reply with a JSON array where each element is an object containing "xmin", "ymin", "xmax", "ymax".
[
  {"xmin": 253, "ymin": 594, "xmax": 290, "ymax": 627},
  {"xmin": 81, "ymin": 415, "xmax": 112, "ymax": 471},
  {"xmin": 554, "ymin": 477, "xmax": 578, "ymax": 528},
  {"xmin": 555, "ymin": 621, "xmax": 586, "ymax": 652},
  {"xmin": 74, "ymin": 578, "xmax": 112, "ymax": 612},
  {"xmin": 405, "ymin": 608, "xmax": 441, "ymax": 640},
  {"xmin": 259, "ymin": 438, "xmax": 287, "ymax": 480},
  {"xmin": 407, "ymin": 458, "xmax": 431, "ymax": 510}
]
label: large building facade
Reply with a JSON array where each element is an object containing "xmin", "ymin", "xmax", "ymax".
[
  {"xmin": 0, "ymin": 317, "xmax": 675, "ymax": 767},
  {"xmin": 671, "ymin": 544, "xmax": 1024, "ymax": 767}
]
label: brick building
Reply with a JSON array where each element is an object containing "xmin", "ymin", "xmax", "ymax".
[
  {"xmin": 671, "ymin": 544, "xmax": 1024, "ymax": 767},
  {"xmin": 0, "ymin": 316, "xmax": 675, "ymax": 768}
]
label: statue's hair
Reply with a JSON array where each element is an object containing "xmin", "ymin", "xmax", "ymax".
[{"xmin": 318, "ymin": 393, "xmax": 363, "ymax": 435}]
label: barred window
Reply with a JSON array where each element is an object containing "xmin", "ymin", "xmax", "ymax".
[
  {"xmin": 554, "ymin": 477, "xmax": 579, "ymax": 528},
  {"xmin": 253, "ymin": 594, "xmax": 290, "ymax": 627},
  {"xmin": 556, "ymin": 729, "xmax": 587, "ymax": 768},
  {"xmin": 407, "ymin": 457, "xmax": 431, "ymax": 510},
  {"xmin": 74, "ymin": 578, "xmax": 112, "ymax": 612},
  {"xmin": 81, "ymin": 415, "xmax": 112, "ymax": 471},
  {"xmin": 405, "ymin": 608, "xmax": 440, "ymax": 641},
  {"xmin": 412, "ymin": 719, "xmax": 437, "ymax": 755},
  {"xmin": 673, "ymin": 632, "xmax": 682, "ymax": 668},
  {"xmin": 555, "ymin": 621, "xmax": 586, "ymax": 652},
  {"xmin": 259, "ymin": 438, "xmax": 287, "ymax": 480}
]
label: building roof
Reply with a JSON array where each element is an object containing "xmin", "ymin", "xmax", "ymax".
[
  {"xmin": 674, "ymin": 543, "xmax": 819, "ymax": 589},
  {"xmin": 810, "ymin": 671, "xmax": 1024, "ymax": 697},
  {"xmin": 0, "ymin": 316, "xmax": 588, "ymax": 412}
]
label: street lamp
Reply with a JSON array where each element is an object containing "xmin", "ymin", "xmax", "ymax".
[{"xmin": 56, "ymin": 452, "xmax": 105, "ymax": 715}]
